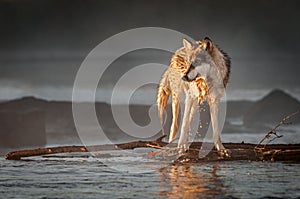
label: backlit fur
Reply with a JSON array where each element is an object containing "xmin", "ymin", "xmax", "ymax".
[{"xmin": 157, "ymin": 37, "xmax": 231, "ymax": 156}]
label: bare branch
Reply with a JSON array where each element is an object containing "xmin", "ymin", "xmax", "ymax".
[{"xmin": 256, "ymin": 109, "xmax": 300, "ymax": 149}]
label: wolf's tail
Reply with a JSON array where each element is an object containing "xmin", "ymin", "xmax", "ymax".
[{"xmin": 157, "ymin": 83, "xmax": 170, "ymax": 135}]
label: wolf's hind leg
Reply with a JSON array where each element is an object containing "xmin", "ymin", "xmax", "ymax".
[{"xmin": 157, "ymin": 85, "xmax": 171, "ymax": 135}]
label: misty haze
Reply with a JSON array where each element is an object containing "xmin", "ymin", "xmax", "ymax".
[{"xmin": 1, "ymin": 0, "xmax": 300, "ymax": 103}]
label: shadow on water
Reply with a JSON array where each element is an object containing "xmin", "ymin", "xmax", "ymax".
[{"xmin": 157, "ymin": 164, "xmax": 227, "ymax": 199}]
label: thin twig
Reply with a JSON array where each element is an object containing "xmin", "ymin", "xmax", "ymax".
[
  {"xmin": 146, "ymin": 143, "xmax": 201, "ymax": 152},
  {"xmin": 146, "ymin": 143, "xmax": 171, "ymax": 150},
  {"xmin": 255, "ymin": 109, "xmax": 300, "ymax": 149}
]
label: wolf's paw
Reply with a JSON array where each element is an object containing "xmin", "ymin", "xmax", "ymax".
[
  {"xmin": 218, "ymin": 149, "xmax": 232, "ymax": 158},
  {"xmin": 173, "ymin": 150, "xmax": 189, "ymax": 163},
  {"xmin": 178, "ymin": 148, "xmax": 188, "ymax": 156}
]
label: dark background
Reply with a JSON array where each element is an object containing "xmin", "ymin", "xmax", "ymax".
[{"xmin": 0, "ymin": 0, "xmax": 300, "ymax": 100}]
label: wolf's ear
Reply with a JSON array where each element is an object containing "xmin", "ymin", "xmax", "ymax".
[
  {"xmin": 183, "ymin": 38, "xmax": 193, "ymax": 50},
  {"xmin": 203, "ymin": 37, "xmax": 213, "ymax": 51},
  {"xmin": 204, "ymin": 37, "xmax": 212, "ymax": 41}
]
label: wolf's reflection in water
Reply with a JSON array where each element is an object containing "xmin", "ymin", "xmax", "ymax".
[{"xmin": 157, "ymin": 164, "xmax": 226, "ymax": 199}]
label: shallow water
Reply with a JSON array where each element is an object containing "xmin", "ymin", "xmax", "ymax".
[{"xmin": 1, "ymin": 151, "xmax": 300, "ymax": 199}]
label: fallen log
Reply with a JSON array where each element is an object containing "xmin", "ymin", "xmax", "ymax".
[
  {"xmin": 5, "ymin": 146, "xmax": 88, "ymax": 160},
  {"xmin": 177, "ymin": 143, "xmax": 300, "ymax": 163},
  {"xmin": 5, "ymin": 136, "xmax": 300, "ymax": 163},
  {"xmin": 5, "ymin": 135, "xmax": 167, "ymax": 160}
]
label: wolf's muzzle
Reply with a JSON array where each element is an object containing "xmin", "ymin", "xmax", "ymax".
[{"xmin": 182, "ymin": 75, "xmax": 189, "ymax": 82}]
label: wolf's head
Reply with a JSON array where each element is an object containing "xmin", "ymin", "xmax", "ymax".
[
  {"xmin": 181, "ymin": 38, "xmax": 215, "ymax": 82},
  {"xmin": 182, "ymin": 37, "xmax": 230, "ymax": 88}
]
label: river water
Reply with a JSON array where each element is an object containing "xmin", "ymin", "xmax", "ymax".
[{"xmin": 1, "ymin": 150, "xmax": 300, "ymax": 199}]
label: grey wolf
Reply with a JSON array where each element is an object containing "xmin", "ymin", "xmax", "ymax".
[{"xmin": 157, "ymin": 37, "xmax": 231, "ymax": 156}]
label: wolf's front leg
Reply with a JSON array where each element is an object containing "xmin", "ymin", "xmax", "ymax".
[
  {"xmin": 169, "ymin": 95, "xmax": 180, "ymax": 143},
  {"xmin": 209, "ymin": 97, "xmax": 231, "ymax": 157},
  {"xmin": 178, "ymin": 96, "xmax": 194, "ymax": 153},
  {"xmin": 189, "ymin": 99, "xmax": 198, "ymax": 124}
]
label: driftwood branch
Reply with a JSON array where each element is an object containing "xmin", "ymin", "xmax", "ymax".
[
  {"xmin": 5, "ymin": 146, "xmax": 88, "ymax": 160},
  {"xmin": 5, "ymin": 135, "xmax": 168, "ymax": 160},
  {"xmin": 256, "ymin": 109, "xmax": 300, "ymax": 148},
  {"xmin": 115, "ymin": 135, "xmax": 167, "ymax": 149},
  {"xmin": 5, "ymin": 138, "xmax": 300, "ymax": 163}
]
